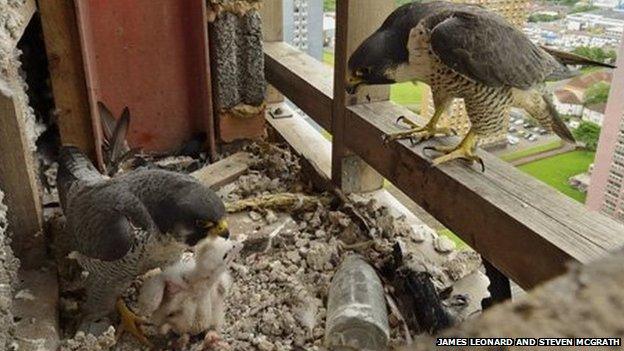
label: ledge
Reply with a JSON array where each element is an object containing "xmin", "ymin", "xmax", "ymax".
[{"xmin": 264, "ymin": 41, "xmax": 333, "ymax": 130}]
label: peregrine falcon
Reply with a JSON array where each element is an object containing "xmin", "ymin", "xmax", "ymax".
[
  {"xmin": 346, "ymin": 1, "xmax": 614, "ymax": 169},
  {"xmin": 57, "ymin": 145, "xmax": 229, "ymax": 344}
]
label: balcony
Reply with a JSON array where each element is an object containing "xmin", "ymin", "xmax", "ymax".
[{"xmin": 259, "ymin": 0, "xmax": 624, "ymax": 293}]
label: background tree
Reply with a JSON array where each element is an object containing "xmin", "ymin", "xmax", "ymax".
[
  {"xmin": 573, "ymin": 46, "xmax": 617, "ymax": 64},
  {"xmin": 583, "ymin": 81, "xmax": 611, "ymax": 105},
  {"xmin": 573, "ymin": 121, "xmax": 601, "ymax": 151}
]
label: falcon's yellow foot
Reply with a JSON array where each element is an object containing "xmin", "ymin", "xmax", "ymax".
[
  {"xmin": 423, "ymin": 130, "xmax": 485, "ymax": 172},
  {"xmin": 383, "ymin": 116, "xmax": 456, "ymax": 145},
  {"xmin": 115, "ymin": 298, "xmax": 153, "ymax": 347}
]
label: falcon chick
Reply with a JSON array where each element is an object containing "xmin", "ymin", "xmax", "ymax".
[
  {"xmin": 346, "ymin": 1, "xmax": 614, "ymax": 169},
  {"xmin": 57, "ymin": 145, "xmax": 229, "ymax": 346},
  {"xmin": 138, "ymin": 236, "xmax": 242, "ymax": 341}
]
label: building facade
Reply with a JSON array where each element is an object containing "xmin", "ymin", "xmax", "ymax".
[
  {"xmin": 582, "ymin": 103, "xmax": 607, "ymax": 126},
  {"xmin": 554, "ymin": 90, "xmax": 584, "ymax": 117},
  {"xmin": 586, "ymin": 35, "xmax": 624, "ymax": 223},
  {"xmin": 420, "ymin": 0, "xmax": 530, "ymax": 147},
  {"xmin": 282, "ymin": 0, "xmax": 323, "ymax": 61}
]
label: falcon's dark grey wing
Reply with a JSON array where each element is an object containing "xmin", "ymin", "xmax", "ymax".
[
  {"xmin": 58, "ymin": 146, "xmax": 157, "ymax": 261},
  {"xmin": 69, "ymin": 188, "xmax": 156, "ymax": 261},
  {"xmin": 426, "ymin": 8, "xmax": 561, "ymax": 89}
]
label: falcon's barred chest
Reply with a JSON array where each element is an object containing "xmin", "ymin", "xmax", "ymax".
[{"xmin": 411, "ymin": 27, "xmax": 514, "ymax": 139}]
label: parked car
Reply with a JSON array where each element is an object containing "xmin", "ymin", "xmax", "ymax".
[
  {"xmin": 528, "ymin": 135, "xmax": 538, "ymax": 142},
  {"xmin": 507, "ymin": 135, "xmax": 519, "ymax": 145},
  {"xmin": 514, "ymin": 119, "xmax": 524, "ymax": 126},
  {"xmin": 538, "ymin": 128, "xmax": 548, "ymax": 135},
  {"xmin": 518, "ymin": 130, "xmax": 526, "ymax": 136},
  {"xmin": 524, "ymin": 133, "xmax": 533, "ymax": 140},
  {"xmin": 523, "ymin": 122, "xmax": 534, "ymax": 129},
  {"xmin": 509, "ymin": 110, "xmax": 524, "ymax": 120},
  {"xmin": 508, "ymin": 126, "xmax": 517, "ymax": 133}
]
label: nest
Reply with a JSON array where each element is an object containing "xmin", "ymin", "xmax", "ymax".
[{"xmin": 50, "ymin": 142, "xmax": 485, "ymax": 350}]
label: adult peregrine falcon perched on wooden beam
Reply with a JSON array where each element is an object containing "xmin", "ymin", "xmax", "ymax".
[
  {"xmin": 346, "ymin": 1, "xmax": 614, "ymax": 169},
  {"xmin": 57, "ymin": 145, "xmax": 229, "ymax": 345}
]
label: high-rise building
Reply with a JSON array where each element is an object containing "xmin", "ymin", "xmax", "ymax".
[
  {"xmin": 586, "ymin": 35, "xmax": 624, "ymax": 222},
  {"xmin": 283, "ymin": 0, "xmax": 323, "ymax": 61},
  {"xmin": 419, "ymin": 0, "xmax": 529, "ymax": 147}
]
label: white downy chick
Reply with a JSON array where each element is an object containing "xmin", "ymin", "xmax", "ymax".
[{"xmin": 138, "ymin": 236, "xmax": 242, "ymax": 336}]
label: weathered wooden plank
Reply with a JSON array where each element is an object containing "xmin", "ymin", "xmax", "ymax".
[
  {"xmin": 191, "ymin": 152, "xmax": 253, "ymax": 189},
  {"xmin": 0, "ymin": 93, "xmax": 43, "ymax": 267},
  {"xmin": 264, "ymin": 42, "xmax": 332, "ymax": 129},
  {"xmin": 199, "ymin": 0, "xmax": 217, "ymax": 160},
  {"xmin": 346, "ymin": 101, "xmax": 624, "ymax": 289},
  {"xmin": 331, "ymin": 0, "xmax": 352, "ymax": 187},
  {"xmin": 5, "ymin": 0, "xmax": 36, "ymax": 48},
  {"xmin": 39, "ymin": 0, "xmax": 96, "ymax": 160},
  {"xmin": 266, "ymin": 106, "xmax": 333, "ymax": 176}
]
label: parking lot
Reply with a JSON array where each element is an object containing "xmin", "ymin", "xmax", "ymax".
[{"xmin": 491, "ymin": 110, "xmax": 561, "ymax": 156}]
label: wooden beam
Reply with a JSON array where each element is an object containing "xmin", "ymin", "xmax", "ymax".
[
  {"xmin": 331, "ymin": 0, "xmax": 392, "ymax": 193},
  {"xmin": 0, "ymin": 92, "xmax": 43, "ymax": 268},
  {"xmin": 345, "ymin": 101, "xmax": 624, "ymax": 289},
  {"xmin": 39, "ymin": 0, "xmax": 96, "ymax": 160},
  {"xmin": 264, "ymin": 42, "xmax": 332, "ymax": 130},
  {"xmin": 6, "ymin": 0, "xmax": 36, "ymax": 48},
  {"xmin": 191, "ymin": 152, "xmax": 253, "ymax": 189},
  {"xmin": 331, "ymin": 0, "xmax": 351, "ymax": 186},
  {"xmin": 199, "ymin": 0, "xmax": 217, "ymax": 160}
]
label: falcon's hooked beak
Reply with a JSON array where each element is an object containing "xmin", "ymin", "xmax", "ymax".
[
  {"xmin": 207, "ymin": 219, "xmax": 229, "ymax": 239},
  {"xmin": 345, "ymin": 75, "xmax": 365, "ymax": 94}
]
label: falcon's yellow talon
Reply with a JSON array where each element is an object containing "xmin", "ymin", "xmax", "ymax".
[
  {"xmin": 384, "ymin": 116, "xmax": 455, "ymax": 144},
  {"xmin": 396, "ymin": 115, "xmax": 419, "ymax": 128},
  {"xmin": 427, "ymin": 130, "xmax": 485, "ymax": 172},
  {"xmin": 116, "ymin": 298, "xmax": 153, "ymax": 347}
]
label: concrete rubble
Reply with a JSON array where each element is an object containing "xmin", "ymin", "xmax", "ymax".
[{"xmin": 0, "ymin": 189, "xmax": 20, "ymax": 350}]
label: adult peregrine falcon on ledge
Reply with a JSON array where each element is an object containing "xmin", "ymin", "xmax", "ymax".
[
  {"xmin": 346, "ymin": 1, "xmax": 614, "ymax": 169},
  {"xmin": 57, "ymin": 146, "xmax": 229, "ymax": 345}
]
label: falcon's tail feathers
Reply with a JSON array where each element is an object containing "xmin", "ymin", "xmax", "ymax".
[
  {"xmin": 541, "ymin": 46, "xmax": 616, "ymax": 69},
  {"xmin": 57, "ymin": 146, "xmax": 105, "ymax": 206},
  {"xmin": 511, "ymin": 89, "xmax": 576, "ymax": 144},
  {"xmin": 98, "ymin": 102, "xmax": 136, "ymax": 176},
  {"xmin": 542, "ymin": 93, "xmax": 576, "ymax": 144}
]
